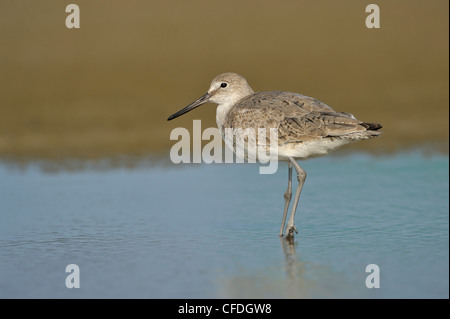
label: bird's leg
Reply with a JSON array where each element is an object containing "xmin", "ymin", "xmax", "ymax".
[
  {"xmin": 285, "ymin": 157, "xmax": 307, "ymax": 238},
  {"xmin": 279, "ymin": 162, "xmax": 293, "ymax": 237}
]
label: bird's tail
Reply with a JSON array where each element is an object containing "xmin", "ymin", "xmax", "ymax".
[{"xmin": 361, "ymin": 122, "xmax": 382, "ymax": 131}]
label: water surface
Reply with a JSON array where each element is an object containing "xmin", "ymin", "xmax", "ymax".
[{"xmin": 0, "ymin": 151, "xmax": 448, "ymax": 298}]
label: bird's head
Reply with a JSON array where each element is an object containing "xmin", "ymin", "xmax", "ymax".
[{"xmin": 167, "ymin": 73, "xmax": 254, "ymax": 121}]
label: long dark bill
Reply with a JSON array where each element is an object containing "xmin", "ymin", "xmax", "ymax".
[{"xmin": 167, "ymin": 93, "xmax": 211, "ymax": 121}]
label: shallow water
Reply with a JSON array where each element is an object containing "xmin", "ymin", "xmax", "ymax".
[{"xmin": 0, "ymin": 151, "xmax": 448, "ymax": 298}]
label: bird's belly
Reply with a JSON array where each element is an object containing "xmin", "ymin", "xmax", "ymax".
[
  {"xmin": 277, "ymin": 138, "xmax": 350, "ymax": 160},
  {"xmin": 221, "ymin": 130, "xmax": 350, "ymax": 161}
]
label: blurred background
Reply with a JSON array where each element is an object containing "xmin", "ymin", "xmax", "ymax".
[
  {"xmin": 0, "ymin": 0, "xmax": 448, "ymax": 162},
  {"xmin": 0, "ymin": 0, "xmax": 448, "ymax": 299}
]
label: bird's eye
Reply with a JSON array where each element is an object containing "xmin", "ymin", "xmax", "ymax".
[{"xmin": 220, "ymin": 82, "xmax": 227, "ymax": 88}]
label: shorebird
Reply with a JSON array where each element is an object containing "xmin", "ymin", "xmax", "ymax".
[{"xmin": 168, "ymin": 73, "xmax": 382, "ymax": 238}]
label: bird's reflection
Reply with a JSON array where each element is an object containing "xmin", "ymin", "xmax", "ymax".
[
  {"xmin": 218, "ymin": 235, "xmax": 346, "ymax": 298},
  {"xmin": 280, "ymin": 236, "xmax": 309, "ymax": 297}
]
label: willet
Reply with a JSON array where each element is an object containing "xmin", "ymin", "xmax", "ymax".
[{"xmin": 168, "ymin": 73, "xmax": 382, "ymax": 238}]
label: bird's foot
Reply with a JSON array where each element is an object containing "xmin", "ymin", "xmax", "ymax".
[{"xmin": 285, "ymin": 225, "xmax": 298, "ymax": 238}]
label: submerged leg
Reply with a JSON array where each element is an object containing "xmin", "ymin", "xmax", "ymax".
[
  {"xmin": 279, "ymin": 162, "xmax": 293, "ymax": 237},
  {"xmin": 285, "ymin": 157, "xmax": 307, "ymax": 238}
]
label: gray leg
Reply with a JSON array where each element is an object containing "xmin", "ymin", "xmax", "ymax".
[
  {"xmin": 279, "ymin": 162, "xmax": 293, "ymax": 237},
  {"xmin": 285, "ymin": 157, "xmax": 307, "ymax": 238}
]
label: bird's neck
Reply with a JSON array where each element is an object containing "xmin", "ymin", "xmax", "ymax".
[
  {"xmin": 216, "ymin": 101, "xmax": 235, "ymax": 133},
  {"xmin": 216, "ymin": 88, "xmax": 254, "ymax": 133}
]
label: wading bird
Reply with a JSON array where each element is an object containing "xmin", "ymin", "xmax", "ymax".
[{"xmin": 168, "ymin": 73, "xmax": 382, "ymax": 238}]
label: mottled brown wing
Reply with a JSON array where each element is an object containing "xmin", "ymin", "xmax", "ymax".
[
  {"xmin": 225, "ymin": 91, "xmax": 381, "ymax": 146},
  {"xmin": 232, "ymin": 91, "xmax": 335, "ymax": 113},
  {"xmin": 225, "ymin": 91, "xmax": 334, "ymax": 129},
  {"xmin": 280, "ymin": 111, "xmax": 370, "ymax": 144}
]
